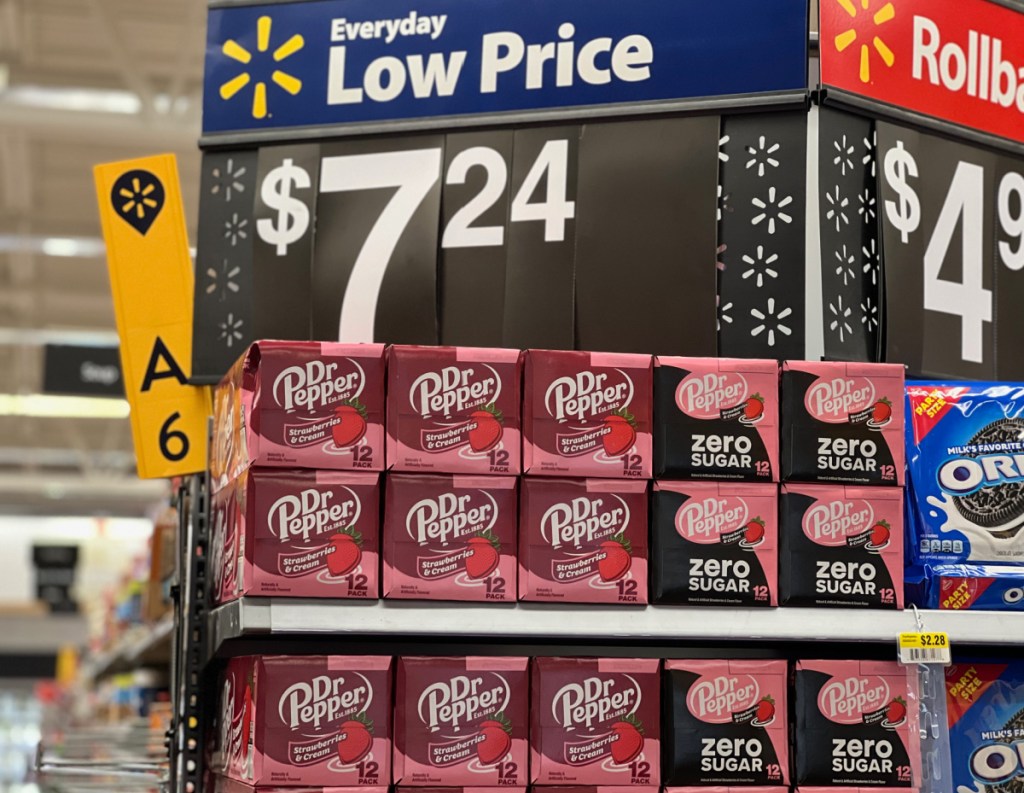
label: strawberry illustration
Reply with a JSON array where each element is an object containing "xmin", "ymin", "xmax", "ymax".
[
  {"xmin": 333, "ymin": 399, "xmax": 367, "ymax": 448},
  {"xmin": 743, "ymin": 517, "xmax": 766, "ymax": 546},
  {"xmin": 755, "ymin": 695, "xmax": 776, "ymax": 725},
  {"xmin": 886, "ymin": 697, "xmax": 907, "ymax": 726},
  {"xmin": 465, "ymin": 530, "xmax": 501, "ymax": 579},
  {"xmin": 476, "ymin": 711, "xmax": 513, "ymax": 765},
  {"xmin": 327, "ymin": 528, "xmax": 362, "ymax": 577},
  {"xmin": 598, "ymin": 534, "xmax": 633, "ymax": 582},
  {"xmin": 337, "ymin": 712, "xmax": 374, "ymax": 765},
  {"xmin": 602, "ymin": 408, "xmax": 637, "ymax": 457},
  {"xmin": 870, "ymin": 519, "xmax": 891, "ymax": 549},
  {"xmin": 469, "ymin": 404, "xmax": 503, "ymax": 452},
  {"xmin": 610, "ymin": 713, "xmax": 645, "ymax": 764},
  {"xmin": 872, "ymin": 397, "xmax": 893, "ymax": 425},
  {"xmin": 743, "ymin": 394, "xmax": 765, "ymax": 422}
]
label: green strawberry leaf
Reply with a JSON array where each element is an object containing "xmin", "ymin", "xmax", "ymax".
[
  {"xmin": 338, "ymin": 526, "xmax": 363, "ymax": 548},
  {"xmin": 355, "ymin": 711, "xmax": 374, "ymax": 733},
  {"xmin": 624, "ymin": 712, "xmax": 645, "ymax": 734},
  {"xmin": 611, "ymin": 532, "xmax": 633, "ymax": 554},
  {"xmin": 477, "ymin": 528, "xmax": 502, "ymax": 551},
  {"xmin": 342, "ymin": 398, "xmax": 368, "ymax": 419}
]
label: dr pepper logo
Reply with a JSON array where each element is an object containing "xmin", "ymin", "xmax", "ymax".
[
  {"xmin": 545, "ymin": 370, "xmax": 633, "ymax": 422},
  {"xmin": 817, "ymin": 675, "xmax": 891, "ymax": 725},
  {"xmin": 803, "ymin": 499, "xmax": 874, "ymax": 546},
  {"xmin": 805, "ymin": 377, "xmax": 876, "ymax": 423},
  {"xmin": 417, "ymin": 674, "xmax": 510, "ymax": 733},
  {"xmin": 540, "ymin": 495, "xmax": 629, "ymax": 550},
  {"xmin": 676, "ymin": 372, "xmax": 749, "ymax": 419},
  {"xmin": 410, "ymin": 365, "xmax": 501, "ymax": 419},
  {"xmin": 686, "ymin": 675, "xmax": 760, "ymax": 723},
  {"xmin": 278, "ymin": 673, "xmax": 373, "ymax": 732},
  {"xmin": 406, "ymin": 490, "xmax": 498, "ymax": 547},
  {"xmin": 552, "ymin": 675, "xmax": 641, "ymax": 731},
  {"xmin": 675, "ymin": 497, "xmax": 749, "ymax": 544},
  {"xmin": 267, "ymin": 486, "xmax": 361, "ymax": 544},
  {"xmin": 273, "ymin": 359, "xmax": 365, "ymax": 413}
]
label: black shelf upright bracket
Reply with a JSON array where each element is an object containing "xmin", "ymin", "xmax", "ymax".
[{"xmin": 170, "ymin": 473, "xmax": 210, "ymax": 793}]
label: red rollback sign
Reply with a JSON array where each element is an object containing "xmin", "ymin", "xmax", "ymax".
[{"xmin": 820, "ymin": 0, "xmax": 1024, "ymax": 147}]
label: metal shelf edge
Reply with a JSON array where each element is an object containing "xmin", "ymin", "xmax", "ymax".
[{"xmin": 206, "ymin": 599, "xmax": 1021, "ymax": 657}]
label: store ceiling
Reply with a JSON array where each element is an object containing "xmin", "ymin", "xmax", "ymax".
[{"xmin": 0, "ymin": 0, "xmax": 205, "ymax": 515}]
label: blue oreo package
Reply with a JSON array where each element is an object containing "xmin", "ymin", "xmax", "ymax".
[
  {"xmin": 914, "ymin": 564, "xmax": 1024, "ymax": 610},
  {"xmin": 905, "ymin": 383, "xmax": 1024, "ymax": 566},
  {"xmin": 946, "ymin": 661, "xmax": 1024, "ymax": 792}
]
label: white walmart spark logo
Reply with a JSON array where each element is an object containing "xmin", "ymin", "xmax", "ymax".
[{"xmin": 219, "ymin": 16, "xmax": 304, "ymax": 119}]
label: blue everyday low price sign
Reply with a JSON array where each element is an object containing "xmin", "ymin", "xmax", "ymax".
[{"xmin": 203, "ymin": 0, "xmax": 807, "ymax": 136}]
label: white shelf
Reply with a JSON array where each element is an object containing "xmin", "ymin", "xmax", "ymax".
[{"xmin": 207, "ymin": 598, "xmax": 1023, "ymax": 655}]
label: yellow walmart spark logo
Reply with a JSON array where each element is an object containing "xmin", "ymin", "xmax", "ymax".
[
  {"xmin": 833, "ymin": 0, "xmax": 896, "ymax": 83},
  {"xmin": 219, "ymin": 16, "xmax": 304, "ymax": 120}
]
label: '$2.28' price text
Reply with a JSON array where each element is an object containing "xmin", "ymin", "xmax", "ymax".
[{"xmin": 883, "ymin": 139, "xmax": 1024, "ymax": 365}]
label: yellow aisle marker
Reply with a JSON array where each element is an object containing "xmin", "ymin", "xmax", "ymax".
[{"xmin": 94, "ymin": 155, "xmax": 211, "ymax": 478}]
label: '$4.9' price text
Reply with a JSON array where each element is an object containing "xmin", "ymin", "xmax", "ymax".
[{"xmin": 883, "ymin": 140, "xmax": 1024, "ymax": 365}]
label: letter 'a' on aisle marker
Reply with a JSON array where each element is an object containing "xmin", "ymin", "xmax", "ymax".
[{"xmin": 93, "ymin": 154, "xmax": 212, "ymax": 479}]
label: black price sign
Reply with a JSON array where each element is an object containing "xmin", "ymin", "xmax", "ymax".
[{"xmin": 878, "ymin": 120, "xmax": 1024, "ymax": 379}]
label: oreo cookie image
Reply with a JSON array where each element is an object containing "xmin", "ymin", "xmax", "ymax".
[
  {"xmin": 946, "ymin": 662, "xmax": 1024, "ymax": 793},
  {"xmin": 952, "ymin": 419, "xmax": 1024, "ymax": 536},
  {"xmin": 906, "ymin": 383, "xmax": 1024, "ymax": 566}
]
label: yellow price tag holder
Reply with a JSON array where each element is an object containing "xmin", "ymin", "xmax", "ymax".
[
  {"xmin": 897, "ymin": 631, "xmax": 952, "ymax": 665},
  {"xmin": 93, "ymin": 154, "xmax": 211, "ymax": 479}
]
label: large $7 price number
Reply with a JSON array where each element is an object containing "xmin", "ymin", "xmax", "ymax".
[
  {"xmin": 260, "ymin": 141, "xmax": 575, "ymax": 342},
  {"xmin": 884, "ymin": 141, "xmax": 1024, "ymax": 364}
]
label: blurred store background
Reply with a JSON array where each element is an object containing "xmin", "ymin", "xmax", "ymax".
[{"xmin": 0, "ymin": 0, "xmax": 202, "ymax": 788}]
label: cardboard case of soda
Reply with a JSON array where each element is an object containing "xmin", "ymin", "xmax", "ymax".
[
  {"xmin": 387, "ymin": 346, "xmax": 523, "ymax": 476},
  {"xmin": 794, "ymin": 660, "xmax": 921, "ymax": 788},
  {"xmin": 945, "ymin": 660, "xmax": 1024, "ymax": 792},
  {"xmin": 654, "ymin": 357, "xmax": 779, "ymax": 481},
  {"xmin": 780, "ymin": 484, "xmax": 904, "ymax": 609},
  {"xmin": 383, "ymin": 473, "xmax": 517, "ymax": 602},
  {"xmin": 781, "ymin": 361, "xmax": 904, "ymax": 486},
  {"xmin": 662, "ymin": 659, "xmax": 788, "ymax": 786},
  {"xmin": 393, "ymin": 656, "xmax": 529, "ymax": 786},
  {"xmin": 650, "ymin": 481, "xmax": 778, "ymax": 607},
  {"xmin": 216, "ymin": 655, "xmax": 392, "ymax": 787},
  {"xmin": 519, "ymin": 477, "xmax": 649, "ymax": 604},
  {"xmin": 211, "ymin": 341, "xmax": 386, "ymax": 492},
  {"xmin": 523, "ymin": 350, "xmax": 653, "ymax": 479},
  {"xmin": 211, "ymin": 468, "xmax": 380, "ymax": 601},
  {"xmin": 905, "ymin": 382, "xmax": 1024, "ymax": 567},
  {"xmin": 531, "ymin": 657, "xmax": 660, "ymax": 786}
]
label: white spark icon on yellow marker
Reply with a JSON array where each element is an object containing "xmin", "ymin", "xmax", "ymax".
[
  {"xmin": 833, "ymin": 0, "xmax": 896, "ymax": 84},
  {"xmin": 219, "ymin": 16, "xmax": 305, "ymax": 119}
]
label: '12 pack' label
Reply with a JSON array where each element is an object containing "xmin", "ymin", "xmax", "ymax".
[
  {"xmin": 651, "ymin": 481, "xmax": 777, "ymax": 607},
  {"xmin": 781, "ymin": 361, "xmax": 904, "ymax": 486},
  {"xmin": 654, "ymin": 357, "xmax": 779, "ymax": 481},
  {"xmin": 780, "ymin": 484, "xmax": 903, "ymax": 609}
]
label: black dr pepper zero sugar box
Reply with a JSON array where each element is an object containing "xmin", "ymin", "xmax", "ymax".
[
  {"xmin": 794, "ymin": 660, "xmax": 921, "ymax": 788},
  {"xmin": 651, "ymin": 481, "xmax": 778, "ymax": 607},
  {"xmin": 781, "ymin": 361, "xmax": 904, "ymax": 486},
  {"xmin": 654, "ymin": 357, "xmax": 779, "ymax": 481},
  {"xmin": 663, "ymin": 659, "xmax": 788, "ymax": 786}
]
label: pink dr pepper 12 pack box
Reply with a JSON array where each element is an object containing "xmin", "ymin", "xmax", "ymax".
[
  {"xmin": 524, "ymin": 350, "xmax": 652, "ymax": 479},
  {"xmin": 387, "ymin": 345, "xmax": 522, "ymax": 476},
  {"xmin": 212, "ymin": 341, "xmax": 386, "ymax": 492}
]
